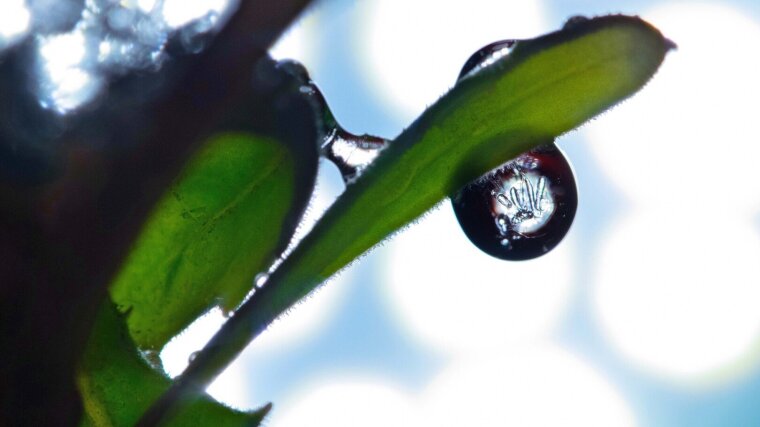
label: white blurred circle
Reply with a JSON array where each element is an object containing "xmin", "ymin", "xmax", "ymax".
[
  {"xmin": 269, "ymin": 6, "xmax": 319, "ymax": 65},
  {"xmin": 162, "ymin": 0, "xmax": 231, "ymax": 28},
  {"xmin": 158, "ymin": 308, "xmax": 250, "ymax": 408},
  {"xmin": 160, "ymin": 267, "xmax": 353, "ymax": 407},
  {"xmin": 253, "ymin": 267, "xmax": 352, "ymax": 351},
  {"xmin": 422, "ymin": 343, "xmax": 636, "ymax": 427},
  {"xmin": 269, "ymin": 378, "xmax": 418, "ymax": 427},
  {"xmin": 357, "ymin": 0, "xmax": 547, "ymax": 122},
  {"xmin": 584, "ymin": 4, "xmax": 760, "ymax": 210},
  {"xmin": 594, "ymin": 210, "xmax": 760, "ymax": 385},
  {"xmin": 382, "ymin": 205, "xmax": 574, "ymax": 354},
  {"xmin": 0, "ymin": 0, "xmax": 30, "ymax": 46},
  {"xmin": 158, "ymin": 261, "xmax": 365, "ymax": 408}
]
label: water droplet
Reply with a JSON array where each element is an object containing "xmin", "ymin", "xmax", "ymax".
[
  {"xmin": 254, "ymin": 272, "xmax": 269, "ymax": 288},
  {"xmin": 458, "ymin": 39, "xmax": 517, "ymax": 80},
  {"xmin": 139, "ymin": 349, "xmax": 163, "ymax": 370},
  {"xmin": 276, "ymin": 59, "xmax": 390, "ymax": 184},
  {"xmin": 451, "ymin": 143, "xmax": 577, "ymax": 261},
  {"xmin": 451, "ymin": 40, "xmax": 579, "ymax": 260},
  {"xmin": 188, "ymin": 350, "xmax": 200, "ymax": 364},
  {"xmin": 563, "ymin": 15, "xmax": 590, "ymax": 29},
  {"xmin": 322, "ymin": 129, "xmax": 389, "ymax": 184}
]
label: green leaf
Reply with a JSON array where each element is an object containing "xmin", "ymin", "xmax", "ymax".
[
  {"xmin": 140, "ymin": 15, "xmax": 674, "ymax": 423},
  {"xmin": 273, "ymin": 15, "xmax": 672, "ymax": 287},
  {"xmin": 78, "ymin": 303, "xmax": 271, "ymax": 427},
  {"xmin": 109, "ymin": 132, "xmax": 310, "ymax": 350}
]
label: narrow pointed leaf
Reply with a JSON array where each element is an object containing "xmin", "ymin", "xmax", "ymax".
[
  {"xmin": 109, "ymin": 132, "xmax": 314, "ymax": 350},
  {"xmin": 265, "ymin": 14, "xmax": 672, "ymax": 317},
  {"xmin": 78, "ymin": 304, "xmax": 271, "ymax": 427},
  {"xmin": 142, "ymin": 15, "xmax": 673, "ymax": 423}
]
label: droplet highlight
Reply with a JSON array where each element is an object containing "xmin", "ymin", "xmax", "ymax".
[{"xmin": 254, "ymin": 272, "xmax": 269, "ymax": 288}]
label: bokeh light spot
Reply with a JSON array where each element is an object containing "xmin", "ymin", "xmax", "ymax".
[
  {"xmin": 269, "ymin": 378, "xmax": 418, "ymax": 427},
  {"xmin": 383, "ymin": 205, "xmax": 574, "ymax": 354},
  {"xmin": 357, "ymin": 0, "xmax": 547, "ymax": 123},
  {"xmin": 594, "ymin": 211, "xmax": 760, "ymax": 385},
  {"xmin": 422, "ymin": 344, "xmax": 636, "ymax": 427}
]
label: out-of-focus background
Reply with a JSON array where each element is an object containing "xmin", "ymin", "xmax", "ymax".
[{"xmin": 4, "ymin": 0, "xmax": 760, "ymax": 425}]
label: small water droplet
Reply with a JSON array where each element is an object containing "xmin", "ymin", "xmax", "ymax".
[
  {"xmin": 563, "ymin": 15, "xmax": 590, "ymax": 29},
  {"xmin": 188, "ymin": 350, "xmax": 200, "ymax": 364},
  {"xmin": 458, "ymin": 39, "xmax": 517, "ymax": 80},
  {"xmin": 322, "ymin": 129, "xmax": 389, "ymax": 184},
  {"xmin": 139, "ymin": 349, "xmax": 163, "ymax": 370},
  {"xmin": 276, "ymin": 59, "xmax": 390, "ymax": 184},
  {"xmin": 451, "ymin": 143, "xmax": 577, "ymax": 261},
  {"xmin": 254, "ymin": 272, "xmax": 269, "ymax": 288}
]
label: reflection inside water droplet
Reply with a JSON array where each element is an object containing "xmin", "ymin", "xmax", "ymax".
[
  {"xmin": 494, "ymin": 166, "xmax": 554, "ymax": 235},
  {"xmin": 563, "ymin": 15, "xmax": 590, "ymax": 29}
]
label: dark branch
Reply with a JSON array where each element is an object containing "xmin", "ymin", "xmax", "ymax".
[{"xmin": 0, "ymin": 0, "xmax": 315, "ymax": 424}]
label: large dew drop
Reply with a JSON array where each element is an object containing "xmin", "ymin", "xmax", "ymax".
[
  {"xmin": 451, "ymin": 40, "xmax": 579, "ymax": 261},
  {"xmin": 452, "ymin": 144, "xmax": 577, "ymax": 261}
]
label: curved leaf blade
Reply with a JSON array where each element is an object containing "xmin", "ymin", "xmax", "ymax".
[
  {"xmin": 78, "ymin": 304, "xmax": 270, "ymax": 427},
  {"xmin": 109, "ymin": 132, "xmax": 309, "ymax": 350},
  {"xmin": 253, "ymin": 15, "xmax": 673, "ymax": 317}
]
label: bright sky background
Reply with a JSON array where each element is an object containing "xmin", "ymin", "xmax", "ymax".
[{"xmin": 4, "ymin": 0, "xmax": 760, "ymax": 425}]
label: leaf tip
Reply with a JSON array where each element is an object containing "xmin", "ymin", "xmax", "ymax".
[
  {"xmin": 664, "ymin": 36, "xmax": 678, "ymax": 51},
  {"xmin": 249, "ymin": 402, "xmax": 273, "ymax": 425}
]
